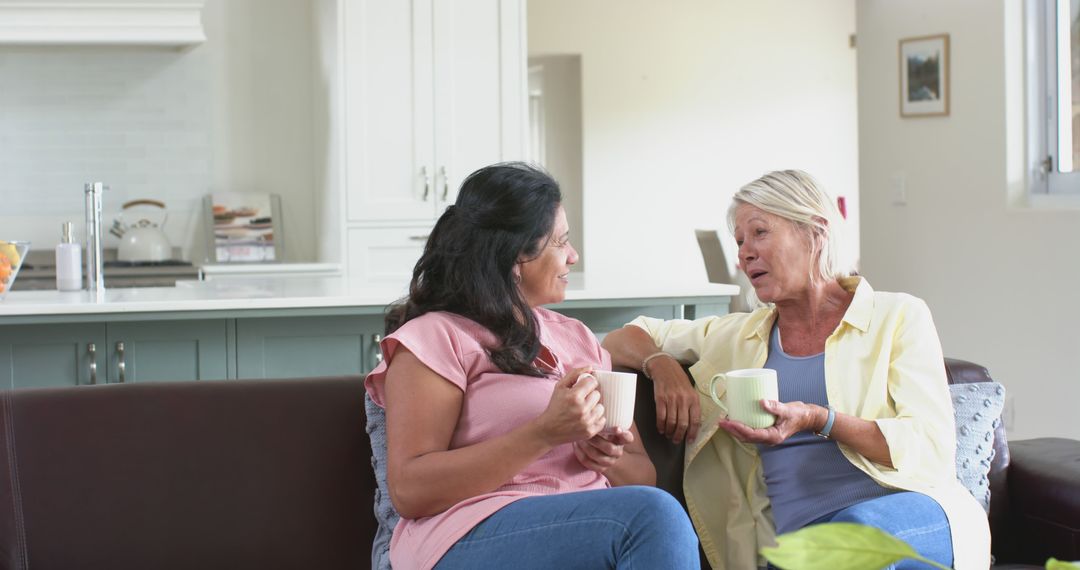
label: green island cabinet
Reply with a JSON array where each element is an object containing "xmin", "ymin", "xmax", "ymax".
[
  {"xmin": 236, "ymin": 314, "xmax": 384, "ymax": 379},
  {"xmin": 0, "ymin": 319, "xmax": 228, "ymax": 389},
  {"xmin": 0, "ymin": 295, "xmax": 730, "ymax": 387}
]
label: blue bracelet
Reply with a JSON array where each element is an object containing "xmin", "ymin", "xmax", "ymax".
[{"xmin": 816, "ymin": 405, "xmax": 836, "ymax": 439}]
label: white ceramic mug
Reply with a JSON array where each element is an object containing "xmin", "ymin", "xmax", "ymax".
[
  {"xmin": 707, "ymin": 368, "xmax": 779, "ymax": 429},
  {"xmin": 592, "ymin": 370, "xmax": 637, "ymax": 431}
]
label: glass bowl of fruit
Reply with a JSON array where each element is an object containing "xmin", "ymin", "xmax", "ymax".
[{"xmin": 0, "ymin": 241, "xmax": 30, "ymax": 300}]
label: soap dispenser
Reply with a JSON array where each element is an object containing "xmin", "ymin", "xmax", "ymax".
[{"xmin": 55, "ymin": 221, "xmax": 82, "ymax": 291}]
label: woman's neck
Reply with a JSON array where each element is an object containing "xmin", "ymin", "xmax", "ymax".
[{"xmin": 773, "ymin": 280, "xmax": 854, "ymax": 355}]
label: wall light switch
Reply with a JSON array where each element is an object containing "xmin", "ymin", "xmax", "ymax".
[{"xmin": 891, "ymin": 172, "xmax": 907, "ymax": 206}]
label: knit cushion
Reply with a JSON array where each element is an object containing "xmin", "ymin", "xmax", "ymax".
[
  {"xmin": 365, "ymin": 393, "xmax": 400, "ymax": 570},
  {"xmin": 950, "ymin": 382, "xmax": 1006, "ymax": 512}
]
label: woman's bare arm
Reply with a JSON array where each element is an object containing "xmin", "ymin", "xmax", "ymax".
[
  {"xmin": 384, "ymin": 349, "xmax": 604, "ymax": 518},
  {"xmin": 602, "ymin": 326, "xmax": 702, "ymax": 443}
]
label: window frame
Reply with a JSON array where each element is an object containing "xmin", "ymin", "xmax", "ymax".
[{"xmin": 1029, "ymin": 0, "xmax": 1080, "ymax": 195}]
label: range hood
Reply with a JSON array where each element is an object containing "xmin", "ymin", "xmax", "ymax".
[{"xmin": 0, "ymin": 0, "xmax": 206, "ymax": 47}]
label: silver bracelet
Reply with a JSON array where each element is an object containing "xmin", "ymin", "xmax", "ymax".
[{"xmin": 641, "ymin": 351, "xmax": 673, "ymax": 380}]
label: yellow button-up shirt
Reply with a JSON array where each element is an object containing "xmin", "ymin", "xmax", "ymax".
[{"xmin": 631, "ymin": 277, "xmax": 990, "ymax": 570}]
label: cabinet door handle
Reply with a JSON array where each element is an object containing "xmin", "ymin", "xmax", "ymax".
[
  {"xmin": 87, "ymin": 343, "xmax": 97, "ymax": 385},
  {"xmin": 439, "ymin": 166, "xmax": 449, "ymax": 201},
  {"xmin": 372, "ymin": 334, "xmax": 384, "ymax": 365},
  {"xmin": 116, "ymin": 341, "xmax": 126, "ymax": 383},
  {"xmin": 408, "ymin": 235, "xmax": 430, "ymax": 241},
  {"xmin": 420, "ymin": 166, "xmax": 431, "ymax": 201}
]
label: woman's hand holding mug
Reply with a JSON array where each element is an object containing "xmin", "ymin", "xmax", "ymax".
[
  {"xmin": 718, "ymin": 399, "xmax": 824, "ymax": 445},
  {"xmin": 533, "ymin": 367, "xmax": 606, "ymax": 447},
  {"xmin": 573, "ymin": 428, "xmax": 634, "ymax": 473},
  {"xmin": 712, "ymin": 368, "xmax": 801, "ymax": 445}
]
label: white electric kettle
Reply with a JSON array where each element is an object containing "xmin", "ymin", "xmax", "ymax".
[{"xmin": 113, "ymin": 199, "xmax": 172, "ymax": 263}]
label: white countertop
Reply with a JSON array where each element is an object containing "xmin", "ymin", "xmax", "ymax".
[
  {"xmin": 0, "ymin": 275, "xmax": 739, "ymax": 317},
  {"xmin": 200, "ymin": 262, "xmax": 342, "ymax": 275}
]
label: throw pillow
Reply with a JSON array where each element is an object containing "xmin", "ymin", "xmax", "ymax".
[
  {"xmin": 365, "ymin": 393, "xmax": 400, "ymax": 570},
  {"xmin": 949, "ymin": 382, "xmax": 1006, "ymax": 512}
]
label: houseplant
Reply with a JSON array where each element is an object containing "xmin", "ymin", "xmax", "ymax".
[{"xmin": 760, "ymin": 522, "xmax": 1080, "ymax": 570}]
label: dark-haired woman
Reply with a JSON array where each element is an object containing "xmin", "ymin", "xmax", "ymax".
[{"xmin": 364, "ymin": 163, "xmax": 699, "ymax": 570}]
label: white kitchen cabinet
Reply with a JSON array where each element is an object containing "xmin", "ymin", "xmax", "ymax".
[
  {"xmin": 342, "ymin": 0, "xmax": 526, "ymax": 225},
  {"xmin": 346, "ymin": 227, "xmax": 428, "ymax": 287}
]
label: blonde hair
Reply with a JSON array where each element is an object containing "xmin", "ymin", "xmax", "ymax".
[{"xmin": 726, "ymin": 170, "xmax": 854, "ymax": 289}]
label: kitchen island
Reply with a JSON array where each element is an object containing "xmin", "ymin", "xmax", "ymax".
[{"xmin": 0, "ymin": 276, "xmax": 738, "ymax": 389}]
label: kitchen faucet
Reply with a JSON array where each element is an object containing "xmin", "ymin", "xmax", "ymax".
[{"xmin": 84, "ymin": 182, "xmax": 107, "ymax": 294}]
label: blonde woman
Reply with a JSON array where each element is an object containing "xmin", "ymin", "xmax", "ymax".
[{"xmin": 603, "ymin": 170, "xmax": 990, "ymax": 570}]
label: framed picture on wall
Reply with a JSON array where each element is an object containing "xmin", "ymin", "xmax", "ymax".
[
  {"xmin": 899, "ymin": 34, "xmax": 950, "ymax": 117},
  {"xmin": 203, "ymin": 193, "xmax": 283, "ymax": 263}
]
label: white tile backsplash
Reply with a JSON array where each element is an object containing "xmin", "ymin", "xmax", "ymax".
[
  {"xmin": 0, "ymin": 46, "xmax": 213, "ymax": 252},
  {"xmin": 0, "ymin": 0, "xmax": 328, "ymax": 265}
]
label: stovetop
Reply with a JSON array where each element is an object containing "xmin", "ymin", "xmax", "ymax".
[
  {"xmin": 14, "ymin": 249, "xmax": 202, "ymax": 290},
  {"xmin": 103, "ymin": 259, "xmax": 195, "ymax": 268},
  {"xmin": 22, "ymin": 260, "xmax": 195, "ymax": 270}
]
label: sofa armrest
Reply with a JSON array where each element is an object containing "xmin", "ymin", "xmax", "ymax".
[
  {"xmin": 625, "ymin": 367, "xmax": 713, "ymax": 569},
  {"xmin": 621, "ymin": 367, "xmax": 688, "ymax": 506},
  {"xmin": 1002, "ymin": 437, "xmax": 1080, "ymax": 565}
]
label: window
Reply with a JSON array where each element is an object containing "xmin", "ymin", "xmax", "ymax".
[{"xmin": 1030, "ymin": 0, "xmax": 1080, "ymax": 194}]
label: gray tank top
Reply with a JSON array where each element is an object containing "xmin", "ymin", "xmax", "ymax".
[{"xmin": 758, "ymin": 322, "xmax": 895, "ymax": 533}]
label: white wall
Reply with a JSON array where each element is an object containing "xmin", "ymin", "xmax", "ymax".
[
  {"xmin": 528, "ymin": 0, "xmax": 859, "ymax": 289},
  {"xmin": 0, "ymin": 0, "xmax": 323, "ymax": 263},
  {"xmin": 529, "ymin": 54, "xmax": 584, "ymax": 271},
  {"xmin": 858, "ymin": 0, "xmax": 1080, "ymax": 440}
]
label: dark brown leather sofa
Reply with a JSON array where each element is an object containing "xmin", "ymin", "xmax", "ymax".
[
  {"xmin": 0, "ymin": 359, "xmax": 1076, "ymax": 569},
  {"xmin": 630, "ymin": 358, "xmax": 1080, "ymax": 569},
  {"xmin": 0, "ymin": 377, "xmax": 374, "ymax": 570}
]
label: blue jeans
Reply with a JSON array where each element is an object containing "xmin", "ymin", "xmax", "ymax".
[
  {"xmin": 435, "ymin": 486, "xmax": 700, "ymax": 569},
  {"xmin": 810, "ymin": 492, "xmax": 953, "ymax": 570}
]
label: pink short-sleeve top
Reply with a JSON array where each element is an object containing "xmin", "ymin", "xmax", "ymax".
[{"xmin": 364, "ymin": 307, "xmax": 613, "ymax": 570}]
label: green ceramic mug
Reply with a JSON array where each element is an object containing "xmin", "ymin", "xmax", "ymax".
[{"xmin": 707, "ymin": 368, "xmax": 779, "ymax": 429}]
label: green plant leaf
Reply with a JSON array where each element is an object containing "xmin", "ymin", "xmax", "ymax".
[
  {"xmin": 760, "ymin": 522, "xmax": 947, "ymax": 570},
  {"xmin": 1046, "ymin": 559, "xmax": 1080, "ymax": 570}
]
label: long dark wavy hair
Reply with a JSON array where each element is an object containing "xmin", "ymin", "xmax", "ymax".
[{"xmin": 384, "ymin": 162, "xmax": 562, "ymax": 377}]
